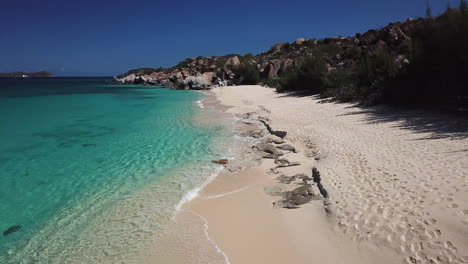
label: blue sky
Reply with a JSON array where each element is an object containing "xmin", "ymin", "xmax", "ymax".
[{"xmin": 0, "ymin": 0, "xmax": 460, "ymax": 76}]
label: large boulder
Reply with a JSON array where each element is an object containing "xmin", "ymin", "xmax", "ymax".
[
  {"xmin": 269, "ymin": 43, "xmax": 287, "ymax": 53},
  {"xmin": 169, "ymin": 71, "xmax": 188, "ymax": 89},
  {"xmin": 216, "ymin": 68, "xmax": 235, "ymax": 81},
  {"xmin": 202, "ymin": 72, "xmax": 216, "ymax": 84},
  {"xmin": 184, "ymin": 76, "xmax": 210, "ymax": 90},
  {"xmin": 225, "ymin": 56, "xmax": 241, "ymax": 67},
  {"xmin": 116, "ymin": 74, "xmax": 136, "ymax": 84},
  {"xmin": 264, "ymin": 59, "xmax": 283, "ymax": 79},
  {"xmin": 294, "ymin": 38, "xmax": 306, "ymax": 45}
]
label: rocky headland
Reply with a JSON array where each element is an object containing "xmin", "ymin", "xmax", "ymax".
[{"xmin": 114, "ymin": 17, "xmax": 421, "ymax": 90}]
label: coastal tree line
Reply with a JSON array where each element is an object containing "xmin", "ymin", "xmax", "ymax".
[{"xmin": 232, "ymin": 1, "xmax": 468, "ymax": 109}]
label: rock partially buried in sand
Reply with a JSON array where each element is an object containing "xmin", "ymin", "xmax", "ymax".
[
  {"xmin": 241, "ymin": 130, "xmax": 264, "ymax": 138},
  {"xmin": 261, "ymin": 137, "xmax": 285, "ymax": 145},
  {"xmin": 273, "ymin": 200, "xmax": 300, "ymax": 209},
  {"xmin": 212, "ymin": 159, "xmax": 229, "ymax": 165},
  {"xmin": 254, "ymin": 143, "xmax": 283, "ymax": 156},
  {"xmin": 259, "ymin": 120, "xmax": 287, "ymax": 139},
  {"xmin": 274, "ymin": 158, "xmax": 301, "ymax": 168},
  {"xmin": 3, "ymin": 225, "xmax": 21, "ymax": 236},
  {"xmin": 274, "ymin": 185, "xmax": 319, "ymax": 209},
  {"xmin": 276, "ymin": 175, "xmax": 297, "ymax": 184},
  {"xmin": 276, "ymin": 144, "xmax": 297, "ymax": 153}
]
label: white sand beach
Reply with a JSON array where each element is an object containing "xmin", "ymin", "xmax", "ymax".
[{"xmin": 145, "ymin": 85, "xmax": 468, "ymax": 264}]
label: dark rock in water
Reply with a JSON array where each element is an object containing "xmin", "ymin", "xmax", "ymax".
[
  {"xmin": 3, "ymin": 225, "xmax": 21, "ymax": 236},
  {"xmin": 82, "ymin": 143, "xmax": 97, "ymax": 147},
  {"xmin": 212, "ymin": 159, "xmax": 229, "ymax": 165}
]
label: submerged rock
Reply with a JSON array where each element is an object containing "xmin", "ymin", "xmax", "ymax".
[{"xmin": 3, "ymin": 225, "xmax": 21, "ymax": 236}]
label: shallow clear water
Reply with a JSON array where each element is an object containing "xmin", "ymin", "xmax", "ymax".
[{"xmin": 0, "ymin": 78, "xmax": 226, "ymax": 263}]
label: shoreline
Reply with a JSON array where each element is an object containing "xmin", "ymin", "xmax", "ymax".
[
  {"xmin": 183, "ymin": 86, "xmax": 402, "ymax": 264},
  {"xmin": 143, "ymin": 85, "xmax": 468, "ymax": 264}
]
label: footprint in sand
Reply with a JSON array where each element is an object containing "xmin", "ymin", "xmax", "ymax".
[{"xmin": 423, "ymin": 218, "xmax": 437, "ymax": 226}]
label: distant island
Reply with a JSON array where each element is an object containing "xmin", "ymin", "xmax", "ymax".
[{"xmin": 0, "ymin": 71, "xmax": 55, "ymax": 78}]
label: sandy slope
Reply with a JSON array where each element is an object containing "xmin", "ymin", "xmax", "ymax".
[{"xmin": 207, "ymin": 85, "xmax": 468, "ymax": 264}]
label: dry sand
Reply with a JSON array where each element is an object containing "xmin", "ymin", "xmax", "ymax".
[{"xmin": 144, "ymin": 85, "xmax": 468, "ymax": 264}]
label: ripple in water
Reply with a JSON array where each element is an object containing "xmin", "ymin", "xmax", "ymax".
[{"xmin": 0, "ymin": 78, "xmax": 230, "ymax": 263}]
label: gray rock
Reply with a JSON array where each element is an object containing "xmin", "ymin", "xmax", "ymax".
[
  {"xmin": 262, "ymin": 153, "xmax": 282, "ymax": 159},
  {"xmin": 254, "ymin": 143, "xmax": 282, "ymax": 155},
  {"xmin": 276, "ymin": 144, "xmax": 297, "ymax": 153},
  {"xmin": 264, "ymin": 59, "xmax": 283, "ymax": 79},
  {"xmin": 241, "ymin": 130, "xmax": 264, "ymax": 138},
  {"xmin": 264, "ymin": 185, "xmax": 283, "ymax": 196},
  {"xmin": 278, "ymin": 185, "xmax": 318, "ymax": 208},
  {"xmin": 224, "ymin": 56, "xmax": 241, "ymax": 67},
  {"xmin": 184, "ymin": 76, "xmax": 210, "ymax": 90},
  {"xmin": 261, "ymin": 137, "xmax": 285, "ymax": 145},
  {"xmin": 294, "ymin": 38, "xmax": 306, "ymax": 45},
  {"xmin": 273, "ymin": 200, "xmax": 300, "ymax": 209},
  {"xmin": 276, "ymin": 175, "xmax": 297, "ymax": 184},
  {"xmin": 274, "ymin": 158, "xmax": 301, "ymax": 168},
  {"xmin": 259, "ymin": 120, "xmax": 287, "ymax": 139}
]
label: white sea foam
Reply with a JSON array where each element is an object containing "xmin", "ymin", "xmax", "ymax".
[
  {"xmin": 175, "ymin": 165, "xmax": 225, "ymax": 211},
  {"xmin": 196, "ymin": 100, "xmax": 205, "ymax": 108},
  {"xmin": 186, "ymin": 210, "xmax": 231, "ymax": 264},
  {"xmin": 199, "ymin": 186, "xmax": 249, "ymax": 199}
]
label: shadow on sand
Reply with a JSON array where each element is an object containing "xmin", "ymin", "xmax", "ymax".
[{"xmin": 276, "ymin": 90, "xmax": 468, "ymax": 141}]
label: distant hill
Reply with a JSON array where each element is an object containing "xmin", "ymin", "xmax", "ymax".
[
  {"xmin": 115, "ymin": 4, "xmax": 468, "ymax": 110},
  {"xmin": 0, "ymin": 71, "xmax": 55, "ymax": 78}
]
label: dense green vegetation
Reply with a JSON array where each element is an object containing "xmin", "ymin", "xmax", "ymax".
[
  {"xmin": 384, "ymin": 2, "xmax": 468, "ymax": 107},
  {"xmin": 232, "ymin": 62, "xmax": 261, "ymax": 85},
  {"xmin": 268, "ymin": 2, "xmax": 468, "ymax": 108}
]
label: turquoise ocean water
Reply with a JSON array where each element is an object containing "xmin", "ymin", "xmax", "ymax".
[{"xmin": 0, "ymin": 78, "xmax": 227, "ymax": 263}]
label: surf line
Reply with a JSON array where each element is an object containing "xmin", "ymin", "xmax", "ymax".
[{"xmin": 198, "ymin": 186, "xmax": 250, "ymax": 199}]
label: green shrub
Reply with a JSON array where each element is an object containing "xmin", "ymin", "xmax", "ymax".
[
  {"xmin": 262, "ymin": 78, "xmax": 281, "ymax": 88},
  {"xmin": 277, "ymin": 55, "xmax": 327, "ymax": 93},
  {"xmin": 233, "ymin": 62, "xmax": 261, "ymax": 85},
  {"xmin": 383, "ymin": 5, "xmax": 468, "ymax": 106}
]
